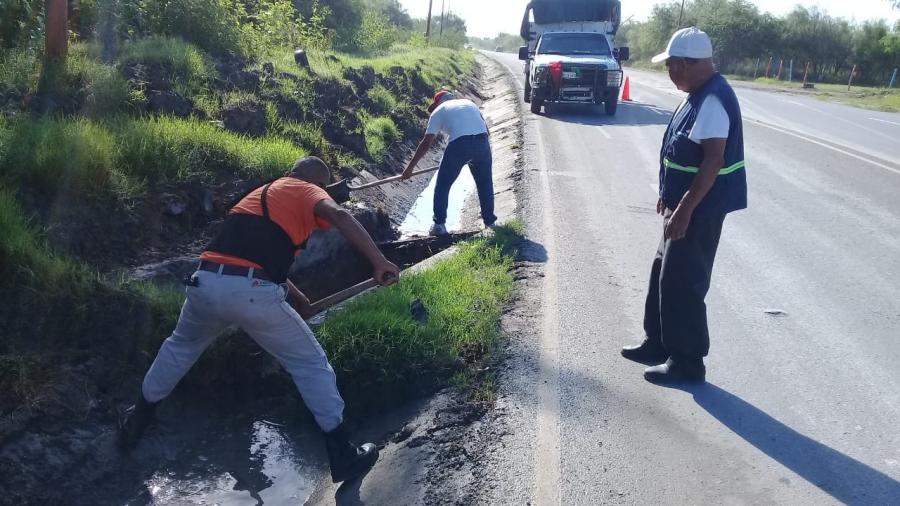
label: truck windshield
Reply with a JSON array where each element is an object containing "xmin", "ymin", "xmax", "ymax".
[{"xmin": 537, "ymin": 33, "xmax": 612, "ymax": 56}]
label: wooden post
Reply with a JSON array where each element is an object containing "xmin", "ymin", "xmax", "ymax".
[
  {"xmin": 753, "ymin": 57, "xmax": 760, "ymax": 79},
  {"xmin": 847, "ymin": 64, "xmax": 857, "ymax": 91},
  {"xmin": 764, "ymin": 56, "xmax": 773, "ymax": 78},
  {"xmin": 45, "ymin": 0, "xmax": 69, "ymax": 59},
  {"xmin": 425, "ymin": 0, "xmax": 433, "ymax": 39}
]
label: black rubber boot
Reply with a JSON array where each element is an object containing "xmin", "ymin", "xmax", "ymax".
[
  {"xmin": 324, "ymin": 423, "xmax": 379, "ymax": 483},
  {"xmin": 621, "ymin": 338, "xmax": 668, "ymax": 365},
  {"xmin": 644, "ymin": 357, "xmax": 706, "ymax": 384},
  {"xmin": 117, "ymin": 393, "xmax": 157, "ymax": 452}
]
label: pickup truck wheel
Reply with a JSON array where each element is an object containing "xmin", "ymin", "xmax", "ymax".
[
  {"xmin": 604, "ymin": 98, "xmax": 619, "ymax": 116},
  {"xmin": 530, "ymin": 98, "xmax": 543, "ymax": 114},
  {"xmin": 524, "ymin": 81, "xmax": 532, "ymax": 103}
]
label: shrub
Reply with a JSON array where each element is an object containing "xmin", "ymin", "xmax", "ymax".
[
  {"xmin": 363, "ymin": 116, "xmax": 399, "ymax": 162},
  {"xmin": 119, "ymin": 0, "xmax": 247, "ymax": 56}
]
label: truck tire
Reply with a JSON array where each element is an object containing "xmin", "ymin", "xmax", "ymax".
[
  {"xmin": 604, "ymin": 98, "xmax": 618, "ymax": 116},
  {"xmin": 531, "ymin": 98, "xmax": 543, "ymax": 114},
  {"xmin": 524, "ymin": 80, "xmax": 532, "ymax": 103}
]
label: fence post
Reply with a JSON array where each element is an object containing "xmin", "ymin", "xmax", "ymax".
[
  {"xmin": 765, "ymin": 56, "xmax": 773, "ymax": 78},
  {"xmin": 848, "ymin": 64, "xmax": 857, "ymax": 91},
  {"xmin": 802, "ymin": 61, "xmax": 811, "ymax": 86},
  {"xmin": 753, "ymin": 57, "xmax": 760, "ymax": 79},
  {"xmin": 890, "ymin": 68, "xmax": 898, "ymax": 89},
  {"xmin": 776, "ymin": 59, "xmax": 784, "ymax": 80},
  {"xmin": 789, "ymin": 59, "xmax": 793, "ymax": 83}
]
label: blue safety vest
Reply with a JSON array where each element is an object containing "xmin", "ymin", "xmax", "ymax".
[{"xmin": 659, "ymin": 73, "xmax": 747, "ymax": 216}]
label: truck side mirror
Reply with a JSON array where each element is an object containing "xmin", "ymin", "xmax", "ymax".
[
  {"xmin": 518, "ymin": 46, "xmax": 529, "ymax": 61},
  {"xmin": 615, "ymin": 47, "xmax": 630, "ymax": 62}
]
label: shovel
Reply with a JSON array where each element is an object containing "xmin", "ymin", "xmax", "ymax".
[{"xmin": 327, "ymin": 166, "xmax": 440, "ymax": 203}]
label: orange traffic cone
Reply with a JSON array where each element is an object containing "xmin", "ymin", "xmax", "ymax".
[{"xmin": 621, "ymin": 76, "xmax": 632, "ymax": 102}]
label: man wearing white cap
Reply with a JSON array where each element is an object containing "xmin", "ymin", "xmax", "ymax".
[{"xmin": 621, "ymin": 27, "xmax": 748, "ymax": 383}]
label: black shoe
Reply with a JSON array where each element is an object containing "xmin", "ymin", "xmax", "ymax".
[
  {"xmin": 324, "ymin": 423, "xmax": 379, "ymax": 483},
  {"xmin": 621, "ymin": 339, "xmax": 668, "ymax": 365},
  {"xmin": 117, "ymin": 394, "xmax": 157, "ymax": 452},
  {"xmin": 644, "ymin": 357, "xmax": 706, "ymax": 384}
]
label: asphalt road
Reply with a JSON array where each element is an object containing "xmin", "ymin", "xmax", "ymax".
[{"xmin": 487, "ymin": 51, "xmax": 900, "ymax": 505}]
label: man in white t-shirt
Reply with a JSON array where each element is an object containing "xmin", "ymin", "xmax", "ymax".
[{"xmin": 402, "ymin": 90, "xmax": 496, "ymax": 235}]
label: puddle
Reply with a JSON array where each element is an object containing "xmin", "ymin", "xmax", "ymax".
[
  {"xmin": 133, "ymin": 412, "xmax": 324, "ymax": 505},
  {"xmin": 399, "ymin": 166, "xmax": 477, "ymax": 237}
]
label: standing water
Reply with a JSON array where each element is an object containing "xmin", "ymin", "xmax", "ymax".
[
  {"xmin": 130, "ymin": 411, "xmax": 324, "ymax": 505},
  {"xmin": 398, "ymin": 166, "xmax": 477, "ymax": 237}
]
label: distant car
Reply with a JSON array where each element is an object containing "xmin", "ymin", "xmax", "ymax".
[{"xmin": 495, "ymin": 46, "xmax": 505, "ymax": 52}]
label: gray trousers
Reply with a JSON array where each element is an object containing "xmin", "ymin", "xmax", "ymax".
[{"xmin": 141, "ymin": 269, "xmax": 344, "ymax": 431}]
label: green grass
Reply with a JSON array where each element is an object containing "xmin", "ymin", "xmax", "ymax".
[
  {"xmin": 0, "ymin": 189, "xmax": 87, "ymax": 289},
  {"xmin": 120, "ymin": 36, "xmax": 213, "ymax": 81},
  {"xmin": 363, "ymin": 116, "xmax": 400, "ymax": 162},
  {"xmin": 1, "ymin": 116, "xmax": 305, "ymax": 200},
  {"xmin": 368, "ymin": 85, "xmax": 398, "ymax": 113},
  {"xmin": 316, "ymin": 225, "xmax": 519, "ymax": 392},
  {"xmin": 728, "ymin": 75, "xmax": 900, "ymax": 112}
]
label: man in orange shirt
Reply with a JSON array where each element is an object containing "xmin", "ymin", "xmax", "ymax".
[{"xmin": 118, "ymin": 157, "xmax": 400, "ymax": 484}]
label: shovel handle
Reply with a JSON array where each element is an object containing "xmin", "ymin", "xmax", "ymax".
[
  {"xmin": 347, "ymin": 166, "xmax": 439, "ymax": 191},
  {"xmin": 309, "ymin": 278, "xmax": 380, "ymax": 313}
]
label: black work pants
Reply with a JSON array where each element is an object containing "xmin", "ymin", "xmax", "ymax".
[{"xmin": 643, "ymin": 210, "xmax": 725, "ymax": 360}]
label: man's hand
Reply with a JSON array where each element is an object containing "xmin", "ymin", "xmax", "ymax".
[
  {"xmin": 657, "ymin": 197, "xmax": 665, "ymax": 215},
  {"xmin": 373, "ymin": 257, "xmax": 400, "ymax": 286},
  {"xmin": 403, "ymin": 134, "xmax": 436, "ymax": 180},
  {"xmin": 665, "ymin": 205, "xmax": 692, "ymax": 241}
]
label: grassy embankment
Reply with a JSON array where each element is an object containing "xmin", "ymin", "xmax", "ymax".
[
  {"xmin": 623, "ymin": 62, "xmax": 899, "ymax": 112},
  {"xmin": 0, "ymin": 37, "xmax": 479, "ymax": 423},
  {"xmin": 730, "ymin": 76, "xmax": 900, "ymax": 112}
]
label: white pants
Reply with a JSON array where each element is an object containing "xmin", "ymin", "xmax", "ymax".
[{"xmin": 141, "ymin": 269, "xmax": 344, "ymax": 431}]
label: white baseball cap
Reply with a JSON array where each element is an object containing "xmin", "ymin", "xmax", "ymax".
[{"xmin": 651, "ymin": 27, "xmax": 713, "ymax": 63}]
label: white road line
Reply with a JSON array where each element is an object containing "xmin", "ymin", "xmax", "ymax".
[
  {"xmin": 490, "ymin": 51, "xmax": 561, "ymax": 506},
  {"xmin": 532, "ymin": 86, "xmax": 561, "ymax": 506},
  {"xmin": 869, "ymin": 117, "xmax": 900, "ymax": 127},
  {"xmin": 746, "ymin": 118, "xmax": 900, "ymax": 176},
  {"xmin": 598, "ymin": 127, "xmax": 612, "ymax": 139}
]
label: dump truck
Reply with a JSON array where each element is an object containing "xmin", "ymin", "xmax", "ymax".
[{"xmin": 519, "ymin": 0, "xmax": 629, "ymax": 115}]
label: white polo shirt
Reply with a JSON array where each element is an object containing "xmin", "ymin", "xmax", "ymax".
[{"xmin": 425, "ymin": 99, "xmax": 488, "ymax": 142}]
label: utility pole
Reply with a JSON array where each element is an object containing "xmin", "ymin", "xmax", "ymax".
[
  {"xmin": 440, "ymin": 0, "xmax": 445, "ymax": 36},
  {"xmin": 678, "ymin": 0, "xmax": 685, "ymax": 26},
  {"xmin": 426, "ymin": 0, "xmax": 434, "ymax": 39},
  {"xmin": 45, "ymin": 0, "xmax": 68, "ymax": 59}
]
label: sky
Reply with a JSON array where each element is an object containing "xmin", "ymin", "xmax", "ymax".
[{"xmin": 397, "ymin": 0, "xmax": 900, "ymax": 38}]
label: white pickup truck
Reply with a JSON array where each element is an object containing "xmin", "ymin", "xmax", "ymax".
[{"xmin": 518, "ymin": 0, "xmax": 629, "ymax": 115}]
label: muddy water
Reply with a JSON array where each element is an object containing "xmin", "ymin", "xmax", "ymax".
[
  {"xmin": 122, "ymin": 406, "xmax": 326, "ymax": 506},
  {"xmin": 398, "ymin": 166, "xmax": 477, "ymax": 237}
]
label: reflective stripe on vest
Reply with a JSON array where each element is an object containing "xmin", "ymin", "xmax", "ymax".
[{"xmin": 664, "ymin": 158, "xmax": 746, "ymax": 175}]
